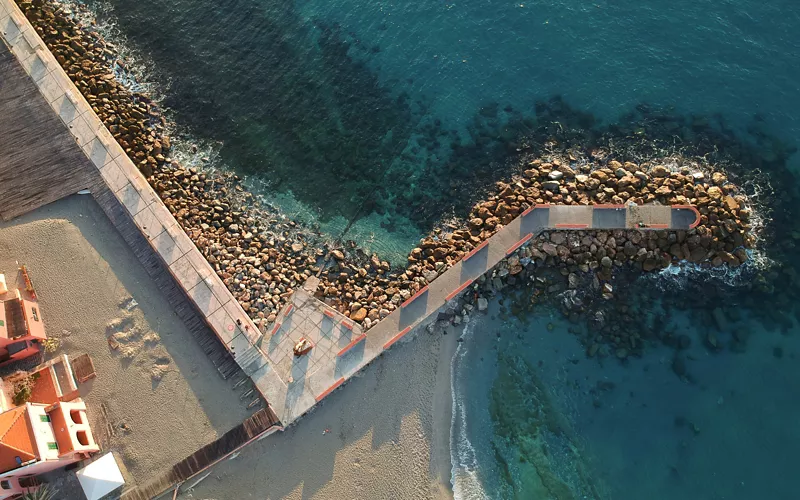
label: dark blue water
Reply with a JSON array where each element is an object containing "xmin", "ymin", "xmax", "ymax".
[{"xmin": 83, "ymin": 0, "xmax": 800, "ymax": 498}]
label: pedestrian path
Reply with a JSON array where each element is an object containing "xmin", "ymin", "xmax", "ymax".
[{"xmin": 258, "ymin": 203, "xmax": 700, "ymax": 424}]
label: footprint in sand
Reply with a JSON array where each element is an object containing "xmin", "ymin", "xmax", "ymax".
[
  {"xmin": 150, "ymin": 359, "xmax": 171, "ymax": 382},
  {"xmin": 105, "ymin": 316, "xmax": 142, "ymax": 359},
  {"xmin": 106, "ymin": 310, "xmax": 174, "ymax": 383}
]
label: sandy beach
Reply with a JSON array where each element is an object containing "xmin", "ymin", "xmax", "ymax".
[
  {"xmin": 0, "ymin": 195, "xmax": 252, "ymax": 486},
  {"xmin": 185, "ymin": 323, "xmax": 459, "ymax": 500}
]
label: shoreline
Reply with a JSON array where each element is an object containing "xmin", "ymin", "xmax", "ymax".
[
  {"xmin": 6, "ymin": 1, "xmax": 800, "ymax": 498},
  {"xmin": 430, "ymin": 326, "xmax": 460, "ymax": 499}
]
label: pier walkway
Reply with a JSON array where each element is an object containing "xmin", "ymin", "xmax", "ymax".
[
  {"xmin": 1, "ymin": 0, "xmax": 700, "ymax": 428},
  {"xmin": 259, "ymin": 203, "xmax": 700, "ymax": 423}
]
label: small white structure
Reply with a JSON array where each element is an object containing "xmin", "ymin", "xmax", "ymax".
[
  {"xmin": 0, "ymin": 274, "xmax": 6, "ymax": 295},
  {"xmin": 76, "ymin": 452, "xmax": 125, "ymax": 500}
]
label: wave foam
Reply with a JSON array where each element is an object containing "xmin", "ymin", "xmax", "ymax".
[
  {"xmin": 652, "ymin": 248, "xmax": 771, "ymax": 291},
  {"xmin": 450, "ymin": 323, "xmax": 489, "ymax": 500}
]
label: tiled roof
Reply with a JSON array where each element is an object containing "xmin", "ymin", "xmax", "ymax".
[{"xmin": 0, "ymin": 406, "xmax": 36, "ymax": 473}]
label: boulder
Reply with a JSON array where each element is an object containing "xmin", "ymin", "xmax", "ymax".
[
  {"xmin": 352, "ymin": 308, "xmax": 368, "ymax": 322},
  {"xmin": 651, "ymin": 165, "xmax": 669, "ymax": 177},
  {"xmin": 542, "ymin": 180, "xmax": 560, "ymax": 192}
]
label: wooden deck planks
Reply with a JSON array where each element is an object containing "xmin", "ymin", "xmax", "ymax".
[
  {"xmin": 0, "ymin": 43, "xmax": 95, "ymax": 220},
  {"xmin": 120, "ymin": 407, "xmax": 281, "ymax": 500}
]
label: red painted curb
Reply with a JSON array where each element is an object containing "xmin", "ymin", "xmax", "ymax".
[
  {"xmin": 555, "ymin": 223, "xmax": 589, "ymax": 229},
  {"xmin": 342, "ymin": 319, "xmax": 354, "ymax": 330},
  {"xmin": 337, "ymin": 334, "xmax": 367, "ymax": 356},
  {"xmin": 521, "ymin": 203, "xmax": 550, "ymax": 217},
  {"xmin": 323, "ymin": 310, "xmax": 335, "ymax": 319},
  {"xmin": 270, "ymin": 322, "xmax": 282, "ymax": 336},
  {"xmin": 445, "ymin": 279, "xmax": 474, "ymax": 302},
  {"xmin": 464, "ymin": 240, "xmax": 489, "ymax": 261},
  {"xmin": 648, "ymin": 223, "xmax": 670, "ymax": 229},
  {"xmin": 383, "ymin": 326, "xmax": 412, "ymax": 350},
  {"xmin": 315, "ymin": 377, "xmax": 345, "ymax": 401},
  {"xmin": 401, "ymin": 286, "xmax": 429, "ymax": 308},
  {"xmin": 671, "ymin": 205, "xmax": 702, "ymax": 229},
  {"xmin": 593, "ymin": 204, "xmax": 624, "ymax": 209},
  {"xmin": 284, "ymin": 304, "xmax": 294, "ymax": 316},
  {"xmin": 506, "ymin": 233, "xmax": 532, "ymax": 255}
]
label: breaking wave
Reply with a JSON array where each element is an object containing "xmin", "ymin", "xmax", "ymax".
[{"xmin": 450, "ymin": 323, "xmax": 490, "ymax": 500}]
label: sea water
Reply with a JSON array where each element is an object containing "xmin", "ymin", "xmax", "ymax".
[{"xmin": 80, "ymin": 0, "xmax": 800, "ymax": 498}]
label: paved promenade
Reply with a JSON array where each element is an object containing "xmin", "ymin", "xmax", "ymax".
[{"xmin": 0, "ymin": 0, "xmax": 701, "ymax": 428}]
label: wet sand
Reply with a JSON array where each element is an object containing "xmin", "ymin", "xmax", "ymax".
[
  {"xmin": 0, "ymin": 195, "xmax": 251, "ymax": 485},
  {"xmin": 185, "ymin": 324, "xmax": 460, "ymax": 500}
]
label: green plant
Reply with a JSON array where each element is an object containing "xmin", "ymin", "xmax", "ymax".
[
  {"xmin": 42, "ymin": 337, "xmax": 60, "ymax": 354},
  {"xmin": 11, "ymin": 372, "xmax": 39, "ymax": 406},
  {"xmin": 21, "ymin": 484, "xmax": 58, "ymax": 500}
]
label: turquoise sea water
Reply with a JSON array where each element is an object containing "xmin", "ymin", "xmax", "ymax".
[
  {"xmin": 90, "ymin": 0, "xmax": 800, "ymax": 259},
  {"xmin": 83, "ymin": 0, "xmax": 800, "ymax": 498}
]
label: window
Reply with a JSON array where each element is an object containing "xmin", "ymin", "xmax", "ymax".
[
  {"xmin": 1, "ymin": 480, "xmax": 10, "ymax": 490},
  {"xmin": 69, "ymin": 410, "xmax": 83, "ymax": 424},
  {"xmin": 39, "ymin": 414, "xmax": 50, "ymax": 423},
  {"xmin": 47, "ymin": 442, "xmax": 58, "ymax": 450},
  {"xmin": 76, "ymin": 431, "xmax": 89, "ymax": 446},
  {"xmin": 31, "ymin": 307, "xmax": 39, "ymax": 322}
]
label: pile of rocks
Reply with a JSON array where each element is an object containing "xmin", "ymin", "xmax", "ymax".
[
  {"xmin": 152, "ymin": 166, "xmax": 326, "ymax": 328},
  {"xmin": 19, "ymin": 0, "xmax": 167, "ymax": 177},
  {"xmin": 313, "ymin": 156, "xmax": 755, "ymax": 323},
  {"xmin": 17, "ymin": 0, "xmax": 758, "ymax": 343}
]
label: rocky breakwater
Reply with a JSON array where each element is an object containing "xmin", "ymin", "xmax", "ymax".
[
  {"xmin": 315, "ymin": 155, "xmax": 756, "ymax": 331},
  {"xmin": 17, "ymin": 0, "xmax": 166, "ymax": 177}
]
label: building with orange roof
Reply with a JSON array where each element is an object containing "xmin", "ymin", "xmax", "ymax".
[
  {"xmin": 0, "ymin": 354, "xmax": 97, "ymax": 498},
  {"xmin": 0, "ymin": 401, "xmax": 98, "ymax": 498},
  {"xmin": 0, "ymin": 355, "xmax": 80, "ymax": 415}
]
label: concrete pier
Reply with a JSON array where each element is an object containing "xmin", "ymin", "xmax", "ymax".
[
  {"xmin": 0, "ymin": 0, "xmax": 701, "ymax": 426},
  {"xmin": 262, "ymin": 203, "xmax": 700, "ymax": 423}
]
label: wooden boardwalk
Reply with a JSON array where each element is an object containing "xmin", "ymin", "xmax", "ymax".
[{"xmin": 120, "ymin": 407, "xmax": 281, "ymax": 500}]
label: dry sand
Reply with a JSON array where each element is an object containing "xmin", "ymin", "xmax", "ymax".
[
  {"xmin": 0, "ymin": 195, "xmax": 251, "ymax": 485},
  {"xmin": 185, "ymin": 324, "xmax": 461, "ymax": 500}
]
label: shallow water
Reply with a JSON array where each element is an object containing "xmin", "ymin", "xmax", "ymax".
[{"xmin": 453, "ymin": 286, "xmax": 800, "ymax": 500}]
